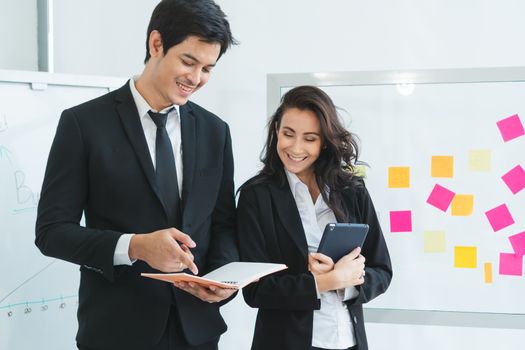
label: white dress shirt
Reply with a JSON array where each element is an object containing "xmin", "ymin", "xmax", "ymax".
[
  {"xmin": 113, "ymin": 77, "xmax": 183, "ymax": 265},
  {"xmin": 285, "ymin": 170, "xmax": 358, "ymax": 349}
]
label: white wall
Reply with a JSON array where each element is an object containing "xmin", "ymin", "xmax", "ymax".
[
  {"xmin": 0, "ymin": 0, "xmax": 38, "ymax": 70},
  {"xmin": 6, "ymin": 0, "xmax": 525, "ymax": 349},
  {"xmin": 52, "ymin": 0, "xmax": 157, "ymax": 76},
  {"xmin": 208, "ymin": 0, "xmax": 525, "ymax": 186}
]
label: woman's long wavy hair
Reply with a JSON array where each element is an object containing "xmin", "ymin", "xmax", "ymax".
[{"xmin": 244, "ymin": 85, "xmax": 363, "ymax": 222}]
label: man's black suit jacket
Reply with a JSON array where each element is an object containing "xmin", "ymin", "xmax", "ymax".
[
  {"xmin": 237, "ymin": 177, "xmax": 392, "ymax": 350},
  {"xmin": 35, "ymin": 82, "xmax": 238, "ymax": 349}
]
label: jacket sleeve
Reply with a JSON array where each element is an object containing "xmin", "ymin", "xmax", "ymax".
[
  {"xmin": 35, "ymin": 109, "xmax": 122, "ymax": 282},
  {"xmin": 237, "ymin": 186, "xmax": 320, "ymax": 311},
  {"xmin": 349, "ymin": 185, "xmax": 392, "ymax": 305}
]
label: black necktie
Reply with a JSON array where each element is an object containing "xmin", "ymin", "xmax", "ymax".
[{"xmin": 148, "ymin": 108, "xmax": 181, "ymax": 227}]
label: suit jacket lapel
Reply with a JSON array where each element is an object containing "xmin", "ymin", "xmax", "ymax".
[
  {"xmin": 180, "ymin": 103, "xmax": 196, "ymax": 221},
  {"xmin": 114, "ymin": 82, "xmax": 167, "ymax": 216},
  {"xmin": 268, "ymin": 180, "xmax": 309, "ymax": 262}
]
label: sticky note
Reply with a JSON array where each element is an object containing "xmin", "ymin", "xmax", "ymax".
[
  {"xmin": 496, "ymin": 114, "xmax": 525, "ymax": 142},
  {"xmin": 426, "ymin": 184, "xmax": 455, "ymax": 212},
  {"xmin": 468, "ymin": 150, "xmax": 491, "ymax": 172},
  {"xmin": 499, "ymin": 253, "xmax": 523, "ymax": 276},
  {"xmin": 501, "ymin": 165, "xmax": 525, "ymax": 195},
  {"xmin": 424, "ymin": 231, "xmax": 446, "ymax": 253},
  {"xmin": 454, "ymin": 246, "xmax": 477, "ymax": 268},
  {"xmin": 509, "ymin": 231, "xmax": 525, "ymax": 256},
  {"xmin": 484, "ymin": 262, "xmax": 493, "ymax": 283},
  {"xmin": 431, "ymin": 156, "xmax": 454, "ymax": 178},
  {"xmin": 485, "ymin": 204, "xmax": 515, "ymax": 232},
  {"xmin": 354, "ymin": 165, "xmax": 367, "ymax": 178},
  {"xmin": 388, "ymin": 167, "xmax": 410, "ymax": 188},
  {"xmin": 390, "ymin": 210, "xmax": 412, "ymax": 232},
  {"xmin": 451, "ymin": 194, "xmax": 474, "ymax": 216}
]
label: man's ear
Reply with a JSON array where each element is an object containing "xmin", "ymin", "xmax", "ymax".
[{"xmin": 148, "ymin": 30, "xmax": 164, "ymax": 59}]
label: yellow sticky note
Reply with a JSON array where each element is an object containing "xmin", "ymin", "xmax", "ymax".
[
  {"xmin": 354, "ymin": 165, "xmax": 367, "ymax": 178},
  {"xmin": 484, "ymin": 262, "xmax": 493, "ymax": 284},
  {"xmin": 454, "ymin": 246, "xmax": 477, "ymax": 268},
  {"xmin": 424, "ymin": 231, "xmax": 446, "ymax": 253},
  {"xmin": 469, "ymin": 150, "xmax": 492, "ymax": 172},
  {"xmin": 431, "ymin": 155, "xmax": 454, "ymax": 178},
  {"xmin": 451, "ymin": 194, "xmax": 474, "ymax": 216},
  {"xmin": 388, "ymin": 167, "xmax": 410, "ymax": 188}
]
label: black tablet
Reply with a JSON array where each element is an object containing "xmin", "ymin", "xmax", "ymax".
[{"xmin": 317, "ymin": 223, "xmax": 369, "ymax": 262}]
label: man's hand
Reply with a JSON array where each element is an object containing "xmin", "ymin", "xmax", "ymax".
[
  {"xmin": 129, "ymin": 228, "xmax": 198, "ymax": 274},
  {"xmin": 173, "ymin": 282, "xmax": 236, "ymax": 303}
]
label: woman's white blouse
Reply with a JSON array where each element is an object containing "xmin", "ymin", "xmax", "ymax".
[{"xmin": 285, "ymin": 170, "xmax": 358, "ymax": 349}]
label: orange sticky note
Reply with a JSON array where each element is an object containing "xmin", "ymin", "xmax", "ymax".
[
  {"xmin": 454, "ymin": 246, "xmax": 477, "ymax": 268},
  {"xmin": 451, "ymin": 194, "xmax": 474, "ymax": 216},
  {"xmin": 484, "ymin": 262, "xmax": 493, "ymax": 283},
  {"xmin": 432, "ymin": 156, "xmax": 454, "ymax": 178},
  {"xmin": 424, "ymin": 231, "xmax": 446, "ymax": 253},
  {"xmin": 388, "ymin": 167, "xmax": 410, "ymax": 188}
]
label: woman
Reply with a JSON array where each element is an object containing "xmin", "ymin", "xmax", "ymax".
[{"xmin": 237, "ymin": 86, "xmax": 392, "ymax": 350}]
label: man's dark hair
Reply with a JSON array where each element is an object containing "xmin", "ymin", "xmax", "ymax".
[{"xmin": 144, "ymin": 0, "xmax": 237, "ymax": 63}]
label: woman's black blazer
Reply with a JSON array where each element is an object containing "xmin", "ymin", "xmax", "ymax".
[{"xmin": 237, "ymin": 176, "xmax": 392, "ymax": 350}]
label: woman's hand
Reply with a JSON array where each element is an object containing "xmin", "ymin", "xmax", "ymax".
[
  {"xmin": 308, "ymin": 252, "xmax": 334, "ymax": 275},
  {"xmin": 312, "ymin": 247, "xmax": 366, "ymax": 293},
  {"xmin": 332, "ymin": 247, "xmax": 366, "ymax": 288}
]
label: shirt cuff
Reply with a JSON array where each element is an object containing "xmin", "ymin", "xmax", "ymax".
[
  {"xmin": 313, "ymin": 275, "xmax": 321, "ymax": 299},
  {"xmin": 113, "ymin": 234, "xmax": 136, "ymax": 266}
]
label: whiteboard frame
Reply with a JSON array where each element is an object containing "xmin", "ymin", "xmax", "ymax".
[
  {"xmin": 0, "ymin": 69, "xmax": 125, "ymax": 90},
  {"xmin": 267, "ymin": 67, "xmax": 525, "ymax": 329}
]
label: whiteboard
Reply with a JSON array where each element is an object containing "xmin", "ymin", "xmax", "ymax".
[
  {"xmin": 0, "ymin": 70, "xmax": 124, "ymax": 350},
  {"xmin": 270, "ymin": 68, "xmax": 525, "ymax": 318}
]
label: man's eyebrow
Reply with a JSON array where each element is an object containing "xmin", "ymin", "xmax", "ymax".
[{"xmin": 181, "ymin": 53, "xmax": 217, "ymax": 67}]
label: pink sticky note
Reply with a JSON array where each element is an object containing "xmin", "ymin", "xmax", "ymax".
[
  {"xmin": 499, "ymin": 253, "xmax": 523, "ymax": 276},
  {"xmin": 509, "ymin": 231, "xmax": 525, "ymax": 256},
  {"xmin": 390, "ymin": 210, "xmax": 412, "ymax": 232},
  {"xmin": 426, "ymin": 184, "xmax": 455, "ymax": 212},
  {"xmin": 497, "ymin": 114, "xmax": 525, "ymax": 142},
  {"xmin": 501, "ymin": 165, "xmax": 525, "ymax": 195},
  {"xmin": 485, "ymin": 204, "xmax": 515, "ymax": 232}
]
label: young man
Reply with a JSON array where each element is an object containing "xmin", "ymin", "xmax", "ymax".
[{"xmin": 35, "ymin": 1, "xmax": 238, "ymax": 349}]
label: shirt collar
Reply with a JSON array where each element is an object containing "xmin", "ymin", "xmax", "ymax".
[
  {"xmin": 129, "ymin": 76, "xmax": 180, "ymax": 120},
  {"xmin": 284, "ymin": 168, "xmax": 331, "ymax": 205},
  {"xmin": 285, "ymin": 169, "xmax": 306, "ymax": 199}
]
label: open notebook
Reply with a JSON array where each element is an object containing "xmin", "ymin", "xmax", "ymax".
[{"xmin": 141, "ymin": 262, "xmax": 287, "ymax": 289}]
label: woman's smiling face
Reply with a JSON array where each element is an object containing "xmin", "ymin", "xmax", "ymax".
[{"xmin": 276, "ymin": 107, "xmax": 322, "ymax": 182}]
